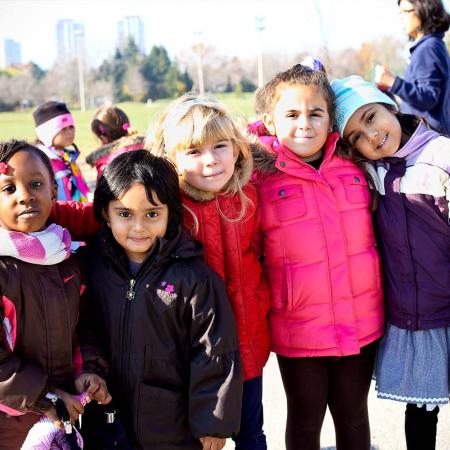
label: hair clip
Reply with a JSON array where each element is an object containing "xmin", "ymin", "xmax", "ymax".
[
  {"xmin": 0, "ymin": 162, "xmax": 9, "ymax": 175},
  {"xmin": 122, "ymin": 123, "xmax": 130, "ymax": 131},
  {"xmin": 300, "ymin": 56, "xmax": 325, "ymax": 72},
  {"xmin": 98, "ymin": 124, "xmax": 106, "ymax": 135}
]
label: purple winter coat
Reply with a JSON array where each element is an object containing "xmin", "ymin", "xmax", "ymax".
[{"xmin": 373, "ymin": 123, "xmax": 450, "ymax": 330}]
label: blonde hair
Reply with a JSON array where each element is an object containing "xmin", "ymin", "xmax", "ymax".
[{"xmin": 149, "ymin": 93, "xmax": 254, "ymax": 226}]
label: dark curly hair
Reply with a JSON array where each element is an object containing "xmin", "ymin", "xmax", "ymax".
[
  {"xmin": 94, "ymin": 149, "xmax": 183, "ymax": 240},
  {"xmin": 0, "ymin": 139, "xmax": 54, "ymax": 183}
]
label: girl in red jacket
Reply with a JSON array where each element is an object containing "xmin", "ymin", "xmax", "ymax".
[
  {"xmin": 150, "ymin": 94, "xmax": 271, "ymax": 450},
  {"xmin": 249, "ymin": 62, "xmax": 384, "ymax": 450}
]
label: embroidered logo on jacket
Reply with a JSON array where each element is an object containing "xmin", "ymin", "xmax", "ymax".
[{"xmin": 156, "ymin": 280, "xmax": 178, "ymax": 306}]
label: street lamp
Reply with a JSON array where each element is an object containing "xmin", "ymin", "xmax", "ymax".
[
  {"xmin": 74, "ymin": 27, "xmax": 85, "ymax": 111},
  {"xmin": 193, "ymin": 31, "xmax": 205, "ymax": 96},
  {"xmin": 255, "ymin": 16, "xmax": 266, "ymax": 88}
]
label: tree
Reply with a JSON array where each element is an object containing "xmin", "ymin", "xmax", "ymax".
[{"xmin": 141, "ymin": 46, "xmax": 174, "ymax": 100}]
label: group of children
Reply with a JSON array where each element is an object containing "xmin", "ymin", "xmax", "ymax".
[{"xmin": 0, "ymin": 57, "xmax": 448, "ymax": 450}]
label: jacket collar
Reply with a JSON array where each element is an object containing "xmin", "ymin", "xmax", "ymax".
[
  {"xmin": 85, "ymin": 135, "xmax": 144, "ymax": 167},
  {"xmin": 391, "ymin": 123, "xmax": 440, "ymax": 162},
  {"xmin": 251, "ymin": 129, "xmax": 340, "ymax": 176},
  {"xmin": 97, "ymin": 226, "xmax": 203, "ymax": 279},
  {"xmin": 410, "ymin": 32, "xmax": 444, "ymax": 53}
]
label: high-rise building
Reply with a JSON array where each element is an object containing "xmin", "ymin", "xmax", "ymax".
[
  {"xmin": 1, "ymin": 39, "xmax": 22, "ymax": 67},
  {"xmin": 56, "ymin": 19, "xmax": 85, "ymax": 64},
  {"xmin": 117, "ymin": 16, "xmax": 145, "ymax": 54}
]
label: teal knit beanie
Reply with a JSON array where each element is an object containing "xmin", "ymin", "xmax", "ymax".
[{"xmin": 331, "ymin": 75, "xmax": 396, "ymax": 136}]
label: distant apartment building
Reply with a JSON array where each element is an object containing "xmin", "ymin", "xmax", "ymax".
[
  {"xmin": 1, "ymin": 39, "xmax": 22, "ymax": 67},
  {"xmin": 117, "ymin": 16, "xmax": 145, "ymax": 54},
  {"xmin": 56, "ymin": 19, "xmax": 85, "ymax": 63}
]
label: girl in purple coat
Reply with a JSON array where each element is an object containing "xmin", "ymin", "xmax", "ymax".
[{"xmin": 333, "ymin": 75, "xmax": 450, "ymax": 450}]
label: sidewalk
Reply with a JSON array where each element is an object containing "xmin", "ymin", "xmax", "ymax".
[{"xmin": 225, "ymin": 353, "xmax": 450, "ymax": 450}]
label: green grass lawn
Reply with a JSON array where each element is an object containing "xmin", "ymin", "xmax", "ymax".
[{"xmin": 0, "ymin": 93, "xmax": 256, "ymax": 157}]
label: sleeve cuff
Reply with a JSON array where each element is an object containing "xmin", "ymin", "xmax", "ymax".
[
  {"xmin": 28, "ymin": 387, "xmax": 52, "ymax": 414},
  {"xmin": 390, "ymin": 76, "xmax": 402, "ymax": 94}
]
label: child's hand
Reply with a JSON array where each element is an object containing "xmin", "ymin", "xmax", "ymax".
[
  {"xmin": 75, "ymin": 373, "xmax": 112, "ymax": 404},
  {"xmin": 199, "ymin": 436, "xmax": 226, "ymax": 450},
  {"xmin": 44, "ymin": 405, "xmax": 63, "ymax": 429},
  {"xmin": 53, "ymin": 388, "xmax": 85, "ymax": 423}
]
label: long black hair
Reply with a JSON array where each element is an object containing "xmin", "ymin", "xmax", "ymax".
[{"xmin": 94, "ymin": 149, "xmax": 183, "ymax": 240}]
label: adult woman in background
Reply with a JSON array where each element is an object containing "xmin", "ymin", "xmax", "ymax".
[{"xmin": 375, "ymin": 0, "xmax": 450, "ymax": 136}]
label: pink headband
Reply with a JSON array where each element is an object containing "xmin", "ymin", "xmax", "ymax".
[{"xmin": 35, "ymin": 113, "xmax": 75, "ymax": 147}]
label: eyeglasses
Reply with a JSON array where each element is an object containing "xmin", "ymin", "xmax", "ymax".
[{"xmin": 399, "ymin": 8, "xmax": 415, "ymax": 14}]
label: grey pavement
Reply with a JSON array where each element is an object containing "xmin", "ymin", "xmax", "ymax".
[{"xmin": 225, "ymin": 353, "xmax": 450, "ymax": 450}]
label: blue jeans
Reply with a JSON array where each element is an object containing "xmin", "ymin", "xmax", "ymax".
[{"xmin": 232, "ymin": 376, "xmax": 267, "ymax": 450}]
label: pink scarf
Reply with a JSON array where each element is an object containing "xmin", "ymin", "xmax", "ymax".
[{"xmin": 0, "ymin": 224, "xmax": 71, "ymax": 265}]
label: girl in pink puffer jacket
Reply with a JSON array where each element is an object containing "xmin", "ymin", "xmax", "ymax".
[{"xmin": 249, "ymin": 61, "xmax": 384, "ymax": 450}]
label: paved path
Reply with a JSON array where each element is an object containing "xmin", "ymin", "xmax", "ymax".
[{"xmin": 225, "ymin": 353, "xmax": 450, "ymax": 450}]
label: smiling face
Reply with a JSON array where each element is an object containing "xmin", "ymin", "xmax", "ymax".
[
  {"xmin": 263, "ymin": 84, "xmax": 331, "ymax": 162},
  {"xmin": 0, "ymin": 150, "xmax": 55, "ymax": 233},
  {"xmin": 106, "ymin": 183, "xmax": 169, "ymax": 263},
  {"xmin": 343, "ymin": 103, "xmax": 403, "ymax": 160},
  {"xmin": 175, "ymin": 139, "xmax": 237, "ymax": 193}
]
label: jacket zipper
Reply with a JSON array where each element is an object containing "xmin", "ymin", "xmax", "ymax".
[{"xmin": 119, "ymin": 278, "xmax": 136, "ymax": 399}]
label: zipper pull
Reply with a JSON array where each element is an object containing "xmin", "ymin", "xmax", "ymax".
[{"xmin": 126, "ymin": 279, "xmax": 136, "ymax": 301}]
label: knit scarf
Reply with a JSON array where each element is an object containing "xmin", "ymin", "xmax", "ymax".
[{"xmin": 0, "ymin": 224, "xmax": 71, "ymax": 265}]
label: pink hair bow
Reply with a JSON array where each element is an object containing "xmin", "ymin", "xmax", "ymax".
[{"xmin": 0, "ymin": 162, "xmax": 9, "ymax": 175}]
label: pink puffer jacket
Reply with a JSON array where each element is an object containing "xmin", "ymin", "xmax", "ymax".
[{"xmin": 252, "ymin": 132, "xmax": 384, "ymax": 357}]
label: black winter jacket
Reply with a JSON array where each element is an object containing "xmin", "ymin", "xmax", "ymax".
[{"xmin": 79, "ymin": 228, "xmax": 242, "ymax": 450}]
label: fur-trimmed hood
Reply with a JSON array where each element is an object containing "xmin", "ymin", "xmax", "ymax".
[{"xmin": 85, "ymin": 134, "xmax": 144, "ymax": 167}]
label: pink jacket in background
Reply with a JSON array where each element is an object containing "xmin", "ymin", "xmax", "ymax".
[{"xmin": 252, "ymin": 131, "xmax": 384, "ymax": 357}]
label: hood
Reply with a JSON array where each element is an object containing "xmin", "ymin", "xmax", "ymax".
[
  {"xmin": 85, "ymin": 135, "xmax": 144, "ymax": 167},
  {"xmin": 181, "ymin": 142, "xmax": 255, "ymax": 202},
  {"xmin": 90, "ymin": 226, "xmax": 203, "ymax": 278}
]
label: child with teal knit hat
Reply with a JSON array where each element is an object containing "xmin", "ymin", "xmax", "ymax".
[{"xmin": 332, "ymin": 75, "xmax": 450, "ymax": 450}]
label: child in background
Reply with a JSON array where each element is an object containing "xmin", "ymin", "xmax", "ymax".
[
  {"xmin": 332, "ymin": 75, "xmax": 450, "ymax": 450},
  {"xmin": 87, "ymin": 105, "xmax": 144, "ymax": 178},
  {"xmin": 0, "ymin": 140, "xmax": 110, "ymax": 450},
  {"xmin": 151, "ymin": 94, "xmax": 271, "ymax": 450},
  {"xmin": 80, "ymin": 150, "xmax": 242, "ymax": 449},
  {"xmin": 33, "ymin": 101, "xmax": 90, "ymax": 202},
  {"xmin": 250, "ymin": 63, "xmax": 384, "ymax": 450}
]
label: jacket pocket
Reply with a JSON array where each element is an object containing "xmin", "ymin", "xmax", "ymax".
[
  {"xmin": 137, "ymin": 383, "xmax": 191, "ymax": 446},
  {"xmin": 268, "ymin": 184, "xmax": 306, "ymax": 222},
  {"xmin": 339, "ymin": 174, "xmax": 370, "ymax": 204}
]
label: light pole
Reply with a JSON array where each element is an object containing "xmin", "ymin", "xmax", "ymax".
[
  {"xmin": 193, "ymin": 32, "xmax": 205, "ymax": 96},
  {"xmin": 74, "ymin": 28, "xmax": 85, "ymax": 111},
  {"xmin": 255, "ymin": 16, "xmax": 266, "ymax": 88}
]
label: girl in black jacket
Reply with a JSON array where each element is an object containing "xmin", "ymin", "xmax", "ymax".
[{"xmin": 80, "ymin": 150, "xmax": 242, "ymax": 450}]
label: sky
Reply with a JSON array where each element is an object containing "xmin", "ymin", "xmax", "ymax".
[{"xmin": 1, "ymin": 0, "xmax": 450, "ymax": 69}]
